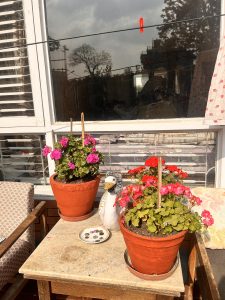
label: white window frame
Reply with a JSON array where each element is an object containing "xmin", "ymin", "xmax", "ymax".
[
  {"xmin": 1, "ymin": 0, "xmax": 225, "ymax": 187},
  {"xmin": 24, "ymin": 0, "xmax": 55, "ymax": 127},
  {"xmin": 1, "ymin": 0, "xmax": 45, "ymax": 128}
]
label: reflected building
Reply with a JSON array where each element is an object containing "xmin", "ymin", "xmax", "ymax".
[
  {"xmin": 140, "ymin": 40, "xmax": 195, "ymax": 117},
  {"xmin": 188, "ymin": 48, "xmax": 218, "ymax": 117}
]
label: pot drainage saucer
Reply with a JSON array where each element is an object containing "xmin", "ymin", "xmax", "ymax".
[
  {"xmin": 124, "ymin": 250, "xmax": 179, "ymax": 281},
  {"xmin": 79, "ymin": 226, "xmax": 110, "ymax": 244}
]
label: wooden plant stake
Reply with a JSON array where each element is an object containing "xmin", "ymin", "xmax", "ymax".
[
  {"xmin": 81, "ymin": 112, "xmax": 85, "ymax": 146},
  {"xmin": 70, "ymin": 118, "xmax": 73, "ymax": 134},
  {"xmin": 157, "ymin": 157, "xmax": 162, "ymax": 208}
]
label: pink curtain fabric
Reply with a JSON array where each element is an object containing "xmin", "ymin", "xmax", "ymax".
[{"xmin": 205, "ymin": 37, "xmax": 225, "ymax": 125}]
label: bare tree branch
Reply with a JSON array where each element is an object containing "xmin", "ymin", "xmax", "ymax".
[{"xmin": 70, "ymin": 43, "xmax": 112, "ymax": 76}]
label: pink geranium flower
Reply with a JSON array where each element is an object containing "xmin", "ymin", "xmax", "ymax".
[
  {"xmin": 184, "ymin": 187, "xmax": 191, "ymax": 198},
  {"xmin": 121, "ymin": 186, "xmax": 130, "ymax": 196},
  {"xmin": 133, "ymin": 191, "xmax": 143, "ymax": 200},
  {"xmin": 84, "ymin": 134, "xmax": 96, "ymax": 146},
  {"xmin": 42, "ymin": 146, "xmax": 51, "ymax": 157},
  {"xmin": 201, "ymin": 210, "xmax": 214, "ymax": 226},
  {"xmin": 86, "ymin": 153, "xmax": 99, "ymax": 164},
  {"xmin": 194, "ymin": 196, "xmax": 202, "ymax": 205},
  {"xmin": 160, "ymin": 186, "xmax": 169, "ymax": 195},
  {"xmin": 42, "ymin": 134, "xmax": 103, "ymax": 182},
  {"xmin": 201, "ymin": 209, "xmax": 211, "ymax": 218},
  {"xmin": 68, "ymin": 162, "xmax": 75, "ymax": 170},
  {"xmin": 174, "ymin": 185, "xmax": 185, "ymax": 195},
  {"xmin": 115, "ymin": 195, "xmax": 130, "ymax": 208},
  {"xmin": 202, "ymin": 216, "xmax": 214, "ymax": 226},
  {"xmin": 167, "ymin": 184, "xmax": 174, "ymax": 193},
  {"xmin": 131, "ymin": 185, "xmax": 142, "ymax": 194},
  {"xmin": 50, "ymin": 149, "xmax": 62, "ymax": 160},
  {"xmin": 60, "ymin": 136, "xmax": 69, "ymax": 147}
]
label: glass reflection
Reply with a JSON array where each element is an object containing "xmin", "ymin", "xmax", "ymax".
[{"xmin": 46, "ymin": 0, "xmax": 221, "ymax": 121}]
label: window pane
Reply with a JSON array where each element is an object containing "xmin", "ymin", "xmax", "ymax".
[
  {"xmin": 46, "ymin": 0, "xmax": 221, "ymax": 121},
  {"xmin": 0, "ymin": 0, "xmax": 34, "ymax": 117},
  {"xmin": 56, "ymin": 131, "xmax": 217, "ymax": 189},
  {"xmin": 0, "ymin": 135, "xmax": 49, "ymax": 184}
]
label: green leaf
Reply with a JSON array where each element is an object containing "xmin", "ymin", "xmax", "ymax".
[
  {"xmin": 125, "ymin": 214, "xmax": 131, "ymax": 224},
  {"xmin": 160, "ymin": 209, "xmax": 170, "ymax": 216},
  {"xmin": 173, "ymin": 224, "xmax": 184, "ymax": 231},
  {"xmin": 165, "ymin": 200, "xmax": 174, "ymax": 208},
  {"xmin": 174, "ymin": 207, "xmax": 183, "ymax": 214},
  {"xmin": 147, "ymin": 218, "xmax": 153, "ymax": 226},
  {"xmin": 167, "ymin": 215, "xmax": 179, "ymax": 226},
  {"xmin": 131, "ymin": 217, "xmax": 140, "ymax": 227},
  {"xmin": 162, "ymin": 226, "xmax": 173, "ymax": 234},
  {"xmin": 189, "ymin": 224, "xmax": 196, "ymax": 232},
  {"xmin": 147, "ymin": 224, "xmax": 157, "ymax": 233},
  {"xmin": 155, "ymin": 217, "xmax": 163, "ymax": 225},
  {"xmin": 137, "ymin": 209, "xmax": 149, "ymax": 218},
  {"xmin": 136, "ymin": 203, "xmax": 142, "ymax": 210},
  {"xmin": 179, "ymin": 216, "xmax": 185, "ymax": 223},
  {"xmin": 174, "ymin": 201, "xmax": 182, "ymax": 208}
]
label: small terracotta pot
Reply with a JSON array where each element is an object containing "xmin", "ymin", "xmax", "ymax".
[
  {"xmin": 50, "ymin": 175, "xmax": 100, "ymax": 221},
  {"xmin": 119, "ymin": 215, "xmax": 186, "ymax": 275}
]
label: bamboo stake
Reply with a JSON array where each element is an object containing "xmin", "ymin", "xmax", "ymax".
[
  {"xmin": 70, "ymin": 118, "xmax": 73, "ymax": 134},
  {"xmin": 157, "ymin": 157, "xmax": 162, "ymax": 208},
  {"xmin": 81, "ymin": 112, "xmax": 85, "ymax": 146}
]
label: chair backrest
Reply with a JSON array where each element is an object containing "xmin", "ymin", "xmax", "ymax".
[{"xmin": 0, "ymin": 182, "xmax": 34, "ymax": 245}]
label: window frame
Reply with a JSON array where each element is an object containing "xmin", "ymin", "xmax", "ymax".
[
  {"xmin": 1, "ymin": 0, "xmax": 225, "ymax": 187},
  {"xmin": 1, "ymin": 0, "xmax": 56, "ymax": 128},
  {"xmin": 24, "ymin": 0, "xmax": 56, "ymax": 127},
  {"xmin": 1, "ymin": 0, "xmax": 44, "ymax": 127}
]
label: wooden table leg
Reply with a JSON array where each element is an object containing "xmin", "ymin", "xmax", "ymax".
[{"xmin": 37, "ymin": 280, "xmax": 52, "ymax": 300}]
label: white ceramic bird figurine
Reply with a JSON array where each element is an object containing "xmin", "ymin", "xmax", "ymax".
[{"xmin": 98, "ymin": 175, "xmax": 121, "ymax": 231}]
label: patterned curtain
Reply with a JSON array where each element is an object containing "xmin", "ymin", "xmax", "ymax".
[{"xmin": 205, "ymin": 36, "xmax": 225, "ymax": 125}]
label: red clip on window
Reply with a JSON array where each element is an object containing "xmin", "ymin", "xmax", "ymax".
[{"xmin": 139, "ymin": 17, "xmax": 144, "ymax": 33}]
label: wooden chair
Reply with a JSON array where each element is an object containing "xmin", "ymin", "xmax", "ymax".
[
  {"xmin": 182, "ymin": 233, "xmax": 221, "ymax": 300},
  {"xmin": 0, "ymin": 182, "xmax": 46, "ymax": 300}
]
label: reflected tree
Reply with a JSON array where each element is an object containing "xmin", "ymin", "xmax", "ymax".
[
  {"xmin": 70, "ymin": 43, "xmax": 112, "ymax": 77},
  {"xmin": 158, "ymin": 0, "xmax": 220, "ymax": 52}
]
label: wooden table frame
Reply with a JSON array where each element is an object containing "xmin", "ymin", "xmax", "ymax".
[
  {"xmin": 35, "ymin": 278, "xmax": 176, "ymax": 300},
  {"xmin": 20, "ymin": 212, "xmax": 185, "ymax": 300}
]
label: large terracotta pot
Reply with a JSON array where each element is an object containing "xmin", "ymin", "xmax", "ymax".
[
  {"xmin": 50, "ymin": 175, "xmax": 100, "ymax": 221},
  {"xmin": 119, "ymin": 215, "xmax": 186, "ymax": 275}
]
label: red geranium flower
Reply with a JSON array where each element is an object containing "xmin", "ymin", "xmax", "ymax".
[
  {"xmin": 165, "ymin": 165, "xmax": 188, "ymax": 179},
  {"xmin": 142, "ymin": 175, "xmax": 158, "ymax": 184},
  {"xmin": 178, "ymin": 171, "xmax": 188, "ymax": 179},
  {"xmin": 145, "ymin": 156, "xmax": 165, "ymax": 168},
  {"xmin": 165, "ymin": 165, "xmax": 179, "ymax": 172},
  {"xmin": 128, "ymin": 166, "xmax": 145, "ymax": 174}
]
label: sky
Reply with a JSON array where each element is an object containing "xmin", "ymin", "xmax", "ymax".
[{"xmin": 46, "ymin": 0, "xmax": 165, "ymax": 77}]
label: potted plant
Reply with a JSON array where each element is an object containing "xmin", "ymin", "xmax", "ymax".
[
  {"xmin": 115, "ymin": 156, "xmax": 214, "ymax": 276},
  {"xmin": 42, "ymin": 133, "xmax": 103, "ymax": 221}
]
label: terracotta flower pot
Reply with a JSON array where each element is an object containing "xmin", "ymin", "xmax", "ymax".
[
  {"xmin": 119, "ymin": 215, "xmax": 186, "ymax": 275},
  {"xmin": 50, "ymin": 175, "xmax": 100, "ymax": 221}
]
